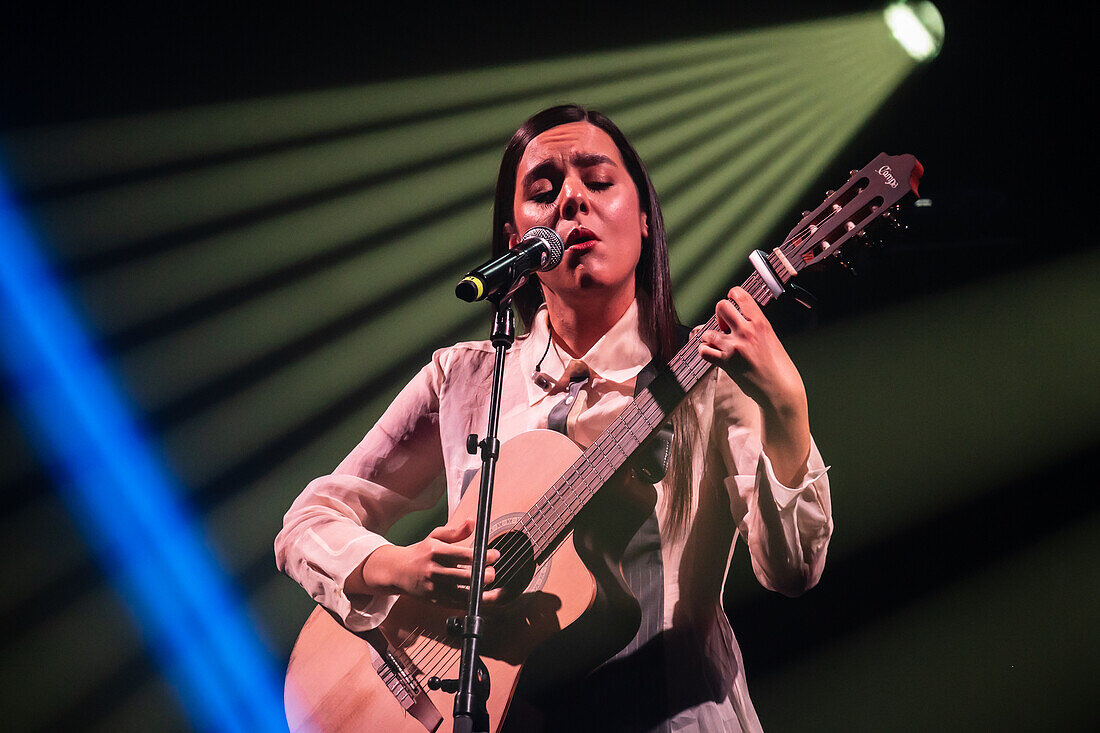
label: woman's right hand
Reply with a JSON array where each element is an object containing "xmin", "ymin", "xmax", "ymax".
[{"xmin": 356, "ymin": 519, "xmax": 502, "ymax": 608}]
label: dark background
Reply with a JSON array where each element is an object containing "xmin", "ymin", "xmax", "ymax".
[
  {"xmin": 1, "ymin": 0, "xmax": 1078, "ymax": 289},
  {"xmin": 2, "ymin": 2, "xmax": 1094, "ymax": 731}
]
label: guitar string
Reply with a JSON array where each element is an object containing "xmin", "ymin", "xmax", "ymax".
[
  {"xmin": 488, "ymin": 265, "xmax": 783, "ymax": 580},
  {"xmin": 417, "ymin": 185, "xmax": 905, "ymax": 689},
  {"xmin": 396, "ymin": 361, "xmax": 710, "ymax": 692},
  {"xmin": 377, "ymin": 626, "xmax": 429, "ymax": 700},
  {"xmin": 398, "ymin": 269, "xmax": 776, "ymax": 686},
  {"xmin": 485, "ymin": 310, "xmax": 727, "ymax": 584},
  {"xmin": 408, "ymin": 624, "xmax": 466, "ymax": 688},
  {"xmin": 485, "ymin": 377, "xmax": 673, "ymax": 583},
  {"xmin": 776, "ymin": 183, "xmax": 898, "ymax": 273},
  {"xmin": 485, "ymin": 317, "xmax": 726, "ymax": 590},
  {"xmin": 416, "ymin": 632, "xmax": 459, "ymax": 683},
  {"xmin": 393, "ymin": 625, "xmax": 443, "ymax": 687},
  {"xmin": 391, "ymin": 221, "xmax": 793, "ymax": 662},
  {"xmin": 376, "ymin": 181, "xmax": 898, "ymax": 697},
  {"xmin": 400, "ymin": 623, "xmax": 453, "ymax": 678},
  {"xmin": 449, "ymin": 185, "xmax": 878, "ymax": 602},
  {"xmin": 487, "ymin": 356, "xmax": 715, "ymax": 597},
  {"xmin": 393, "ymin": 624, "xmax": 428, "ymax": 666},
  {"xmin": 416, "ymin": 187, "xmax": 886, "ymax": 658},
  {"xmin": 384, "ymin": 618, "xmax": 467, "ymax": 693},
  {"xmin": 377, "ymin": 323, "xmax": 724, "ymax": 682},
  {"xmin": 486, "ymin": 294, "xmax": 770, "ymax": 592},
  {"xmin": 394, "ymin": 289, "xmax": 763, "ymax": 688}
]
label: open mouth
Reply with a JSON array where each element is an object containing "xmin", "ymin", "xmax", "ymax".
[{"xmin": 566, "ymin": 226, "xmax": 598, "ymax": 250}]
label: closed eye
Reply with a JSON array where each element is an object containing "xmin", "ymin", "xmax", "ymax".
[{"xmin": 528, "ymin": 179, "xmax": 557, "ymax": 203}]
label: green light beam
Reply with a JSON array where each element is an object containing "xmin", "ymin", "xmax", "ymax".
[{"xmin": 3, "ymin": 14, "xmax": 877, "ymax": 193}]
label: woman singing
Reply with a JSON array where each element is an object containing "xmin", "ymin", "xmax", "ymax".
[{"xmin": 276, "ymin": 104, "xmax": 832, "ymax": 732}]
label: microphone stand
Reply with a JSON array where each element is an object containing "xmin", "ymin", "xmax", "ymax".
[{"xmin": 447, "ymin": 296, "xmax": 514, "ymax": 733}]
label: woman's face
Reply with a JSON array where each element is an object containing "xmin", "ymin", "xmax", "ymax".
[{"xmin": 510, "ymin": 121, "xmax": 647, "ymax": 304}]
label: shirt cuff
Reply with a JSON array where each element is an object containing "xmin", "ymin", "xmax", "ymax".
[
  {"xmin": 759, "ymin": 439, "xmax": 829, "ymax": 511},
  {"xmin": 325, "ymin": 536, "xmax": 399, "ymax": 632}
]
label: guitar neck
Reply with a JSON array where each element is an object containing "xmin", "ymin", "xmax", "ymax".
[
  {"xmin": 521, "ymin": 151, "xmax": 923, "ymax": 557},
  {"xmin": 523, "ymin": 270, "xmax": 777, "ymax": 558}
]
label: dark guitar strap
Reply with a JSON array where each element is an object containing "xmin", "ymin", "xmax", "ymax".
[
  {"xmin": 583, "ymin": 327, "xmax": 694, "ymax": 730},
  {"xmin": 531, "ymin": 328, "xmax": 690, "ymax": 732}
]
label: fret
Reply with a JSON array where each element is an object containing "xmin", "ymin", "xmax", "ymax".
[
  {"xmin": 520, "ymin": 152, "xmax": 922, "ymax": 559},
  {"xmin": 523, "ymin": 276, "xmax": 764, "ymax": 555}
]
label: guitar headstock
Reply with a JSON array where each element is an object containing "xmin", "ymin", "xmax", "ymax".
[{"xmin": 782, "ymin": 153, "xmax": 923, "ymax": 270}]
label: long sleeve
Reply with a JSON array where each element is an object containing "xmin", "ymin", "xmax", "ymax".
[
  {"xmin": 713, "ymin": 369, "xmax": 833, "ymax": 598},
  {"xmin": 274, "ymin": 350, "xmax": 449, "ymax": 631}
]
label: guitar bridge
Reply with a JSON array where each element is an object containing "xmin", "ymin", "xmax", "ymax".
[{"xmin": 366, "ymin": 629, "xmax": 444, "ymax": 731}]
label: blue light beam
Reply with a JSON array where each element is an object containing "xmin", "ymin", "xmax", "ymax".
[{"xmin": 0, "ymin": 171, "xmax": 287, "ymax": 731}]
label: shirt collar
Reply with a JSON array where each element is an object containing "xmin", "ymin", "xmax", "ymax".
[{"xmin": 520, "ymin": 300, "xmax": 652, "ymax": 406}]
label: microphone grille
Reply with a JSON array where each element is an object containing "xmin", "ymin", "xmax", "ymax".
[{"xmin": 523, "ymin": 226, "xmax": 564, "ymax": 270}]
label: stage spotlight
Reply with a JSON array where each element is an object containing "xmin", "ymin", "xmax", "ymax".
[
  {"xmin": 884, "ymin": 1, "xmax": 945, "ymax": 62},
  {"xmin": 0, "ymin": 173, "xmax": 286, "ymax": 732},
  {"xmin": 0, "ymin": 9, "xmax": 932, "ymax": 730}
]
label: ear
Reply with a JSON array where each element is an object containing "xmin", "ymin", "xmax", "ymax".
[
  {"xmin": 503, "ymin": 222, "xmax": 520, "ymax": 249},
  {"xmin": 639, "ymin": 211, "xmax": 649, "ymax": 240}
]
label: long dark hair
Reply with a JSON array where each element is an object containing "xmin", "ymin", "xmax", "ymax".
[
  {"xmin": 492, "ymin": 104, "xmax": 698, "ymax": 538},
  {"xmin": 492, "ymin": 104, "xmax": 681, "ymax": 365}
]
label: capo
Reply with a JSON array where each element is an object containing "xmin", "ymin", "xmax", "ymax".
[{"xmin": 748, "ymin": 249, "xmax": 785, "ymax": 298}]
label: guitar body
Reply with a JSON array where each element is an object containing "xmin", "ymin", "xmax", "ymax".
[
  {"xmin": 284, "ymin": 429, "xmax": 654, "ymax": 733},
  {"xmin": 283, "ymin": 151, "xmax": 925, "ymax": 732}
]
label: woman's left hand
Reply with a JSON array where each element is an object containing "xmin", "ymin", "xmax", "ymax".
[{"xmin": 699, "ymin": 286, "xmax": 812, "ymax": 485}]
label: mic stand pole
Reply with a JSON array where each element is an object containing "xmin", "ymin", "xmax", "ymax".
[{"xmin": 450, "ymin": 297, "xmax": 513, "ymax": 733}]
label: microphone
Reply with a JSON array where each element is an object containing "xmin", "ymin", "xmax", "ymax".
[{"xmin": 455, "ymin": 227, "xmax": 565, "ymax": 303}]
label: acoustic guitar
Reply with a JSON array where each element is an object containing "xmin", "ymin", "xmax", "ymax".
[{"xmin": 284, "ymin": 153, "xmax": 923, "ymax": 732}]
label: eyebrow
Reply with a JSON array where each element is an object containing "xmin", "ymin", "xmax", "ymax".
[{"xmin": 521, "ymin": 153, "xmax": 618, "ymax": 187}]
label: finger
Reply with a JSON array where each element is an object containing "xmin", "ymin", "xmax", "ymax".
[
  {"xmin": 433, "ymin": 542, "xmax": 504, "ymax": 570},
  {"xmin": 699, "ymin": 329, "xmax": 736, "ymax": 353},
  {"xmin": 429, "ymin": 518, "xmax": 474, "ymax": 543},
  {"xmin": 437, "ymin": 564, "xmax": 496, "ymax": 585},
  {"xmin": 698, "ymin": 345, "xmax": 719, "ymax": 366},
  {"xmin": 715, "ymin": 297, "xmax": 747, "ymax": 332},
  {"xmin": 433, "ymin": 565, "xmax": 475, "ymax": 581},
  {"xmin": 431, "ymin": 542, "xmax": 476, "ymax": 566},
  {"xmin": 698, "ymin": 341, "xmax": 733, "ymax": 367},
  {"xmin": 730, "ymin": 286, "xmax": 766, "ymax": 322}
]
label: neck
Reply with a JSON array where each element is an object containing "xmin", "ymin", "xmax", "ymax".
[{"xmin": 543, "ymin": 280, "xmax": 635, "ymax": 358}]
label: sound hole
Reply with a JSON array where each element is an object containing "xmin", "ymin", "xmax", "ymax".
[{"xmin": 485, "ymin": 530, "xmax": 536, "ymax": 602}]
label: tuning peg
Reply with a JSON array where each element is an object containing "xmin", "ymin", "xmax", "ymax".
[
  {"xmin": 849, "ymin": 169, "xmax": 859, "ymax": 176},
  {"xmin": 801, "ymin": 210, "xmax": 811, "ymax": 218},
  {"xmin": 825, "ymin": 189, "xmax": 835, "ymax": 197}
]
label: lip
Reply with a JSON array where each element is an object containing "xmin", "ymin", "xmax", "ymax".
[{"xmin": 565, "ymin": 226, "xmax": 599, "ymax": 251}]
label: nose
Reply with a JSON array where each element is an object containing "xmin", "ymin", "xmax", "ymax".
[{"xmin": 558, "ymin": 174, "xmax": 589, "ymax": 220}]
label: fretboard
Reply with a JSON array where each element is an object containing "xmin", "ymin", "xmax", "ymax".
[
  {"xmin": 516, "ymin": 152, "xmax": 922, "ymax": 556},
  {"xmin": 523, "ymin": 268, "xmax": 784, "ymax": 558}
]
